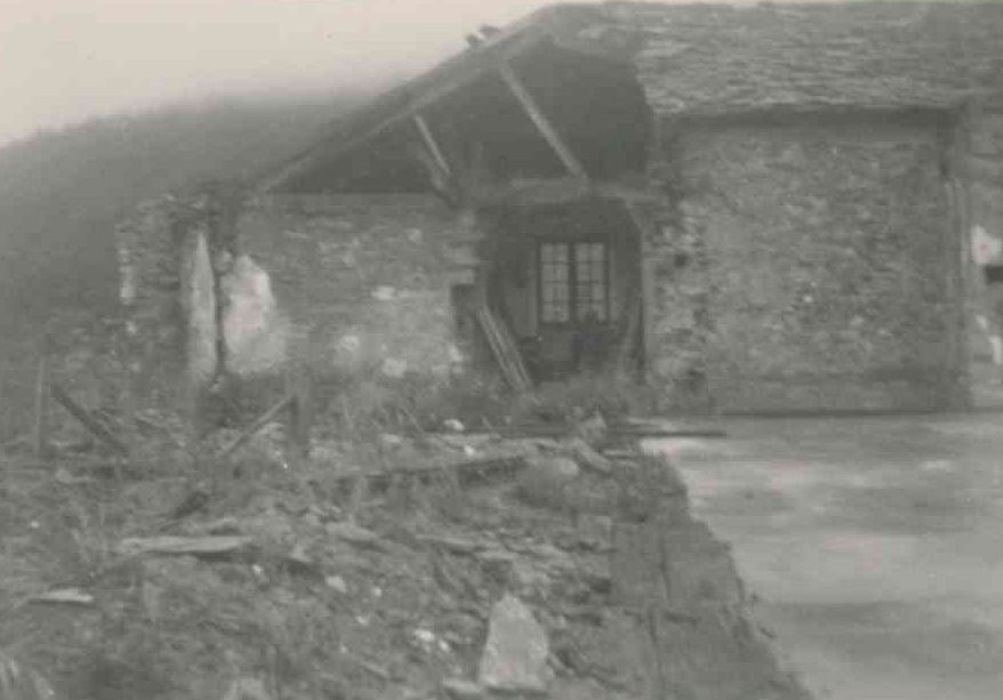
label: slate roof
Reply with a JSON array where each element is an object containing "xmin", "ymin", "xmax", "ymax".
[{"xmin": 598, "ymin": 1, "xmax": 1003, "ymax": 116}]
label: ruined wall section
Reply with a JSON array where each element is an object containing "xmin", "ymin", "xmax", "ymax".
[
  {"xmin": 964, "ymin": 101, "xmax": 1003, "ymax": 363},
  {"xmin": 114, "ymin": 194, "xmax": 210, "ymax": 407},
  {"xmin": 238, "ymin": 194, "xmax": 478, "ymax": 382}
]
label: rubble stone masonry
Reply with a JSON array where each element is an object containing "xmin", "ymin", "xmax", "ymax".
[{"xmin": 115, "ymin": 191, "xmax": 480, "ymax": 412}]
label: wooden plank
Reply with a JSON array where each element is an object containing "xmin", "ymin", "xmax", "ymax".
[
  {"xmin": 32, "ymin": 355, "xmax": 49, "ymax": 458},
  {"xmin": 616, "ymin": 281, "xmax": 643, "ymax": 374},
  {"xmin": 286, "ymin": 364, "xmax": 313, "ymax": 466},
  {"xmin": 216, "ymin": 393, "xmax": 294, "ymax": 460},
  {"xmin": 476, "ymin": 303, "xmax": 533, "ymax": 392},
  {"xmin": 49, "ymin": 383, "xmax": 129, "ymax": 457},
  {"xmin": 497, "ymin": 61, "xmax": 587, "ymax": 179},
  {"xmin": 118, "ymin": 535, "xmax": 252, "ymax": 557}
]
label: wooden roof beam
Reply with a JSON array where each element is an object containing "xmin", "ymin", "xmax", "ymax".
[
  {"xmin": 258, "ymin": 29, "xmax": 547, "ymax": 193},
  {"xmin": 497, "ymin": 61, "xmax": 588, "ymax": 181}
]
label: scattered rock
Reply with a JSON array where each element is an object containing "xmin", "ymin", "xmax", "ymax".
[
  {"xmin": 220, "ymin": 677, "xmax": 271, "ymax": 700},
  {"xmin": 443, "ymin": 418, "xmax": 465, "ymax": 433},
  {"xmin": 381, "ymin": 358, "xmax": 408, "ymax": 378},
  {"xmin": 441, "ymin": 678, "xmax": 482, "ymax": 700},
  {"xmin": 27, "ymin": 588, "xmax": 94, "ymax": 606},
  {"xmin": 478, "ymin": 595, "xmax": 550, "ymax": 695},
  {"xmin": 575, "ymin": 514, "xmax": 613, "ymax": 551},
  {"xmin": 561, "ymin": 438, "xmax": 612, "ymax": 475},
  {"xmin": 516, "ymin": 456, "xmax": 580, "ymax": 511},
  {"xmin": 418, "ymin": 534, "xmax": 486, "ymax": 555},
  {"xmin": 372, "ymin": 285, "xmax": 397, "ymax": 301},
  {"xmin": 528, "ymin": 455, "xmax": 580, "ymax": 481},
  {"xmin": 325, "ymin": 521, "xmax": 380, "ymax": 547},
  {"xmin": 380, "ymin": 433, "xmax": 405, "ymax": 449},
  {"xmin": 325, "ymin": 575, "xmax": 348, "ymax": 594},
  {"xmin": 574, "ymin": 412, "xmax": 607, "ymax": 445}
]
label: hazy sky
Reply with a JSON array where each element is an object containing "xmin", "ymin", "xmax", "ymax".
[{"xmin": 0, "ymin": 0, "xmax": 565, "ymax": 146}]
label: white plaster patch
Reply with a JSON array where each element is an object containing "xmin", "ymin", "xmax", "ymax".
[
  {"xmin": 971, "ymin": 224, "xmax": 1002, "ymax": 265},
  {"xmin": 222, "ymin": 254, "xmax": 289, "ymax": 376}
]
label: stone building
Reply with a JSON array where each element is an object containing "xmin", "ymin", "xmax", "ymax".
[{"xmin": 118, "ymin": 1, "xmax": 1003, "ymax": 414}]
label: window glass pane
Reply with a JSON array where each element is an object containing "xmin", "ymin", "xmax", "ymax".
[
  {"xmin": 572, "ymin": 242, "xmax": 607, "ymax": 322},
  {"xmin": 540, "ymin": 243, "xmax": 571, "ymax": 323}
]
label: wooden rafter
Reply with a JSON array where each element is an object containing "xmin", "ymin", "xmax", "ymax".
[
  {"xmin": 413, "ymin": 114, "xmax": 452, "ymax": 177},
  {"xmin": 497, "ymin": 61, "xmax": 587, "ymax": 180},
  {"xmin": 412, "ymin": 142, "xmax": 459, "ymax": 207},
  {"xmin": 259, "ymin": 29, "xmax": 547, "ymax": 193}
]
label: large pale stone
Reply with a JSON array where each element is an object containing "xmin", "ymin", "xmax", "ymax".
[
  {"xmin": 478, "ymin": 594, "xmax": 549, "ymax": 695},
  {"xmin": 183, "ymin": 231, "xmax": 218, "ymax": 385},
  {"xmin": 222, "ymin": 255, "xmax": 289, "ymax": 375}
]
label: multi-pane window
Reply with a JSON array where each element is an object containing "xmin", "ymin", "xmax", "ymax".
[{"xmin": 539, "ymin": 241, "xmax": 608, "ymax": 324}]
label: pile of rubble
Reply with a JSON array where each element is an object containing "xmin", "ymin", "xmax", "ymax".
[{"xmin": 0, "ymin": 425, "xmax": 810, "ymax": 700}]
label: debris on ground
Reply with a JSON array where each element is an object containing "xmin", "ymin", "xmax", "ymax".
[
  {"xmin": 0, "ymin": 414, "xmax": 809, "ymax": 700},
  {"xmin": 478, "ymin": 594, "xmax": 550, "ymax": 695}
]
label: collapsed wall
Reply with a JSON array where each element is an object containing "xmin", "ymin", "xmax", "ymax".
[
  {"xmin": 114, "ymin": 189, "xmax": 482, "ymax": 414},
  {"xmin": 237, "ymin": 193, "xmax": 480, "ymax": 381}
]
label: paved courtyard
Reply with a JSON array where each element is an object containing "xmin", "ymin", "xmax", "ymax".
[{"xmin": 647, "ymin": 414, "xmax": 1003, "ymax": 700}]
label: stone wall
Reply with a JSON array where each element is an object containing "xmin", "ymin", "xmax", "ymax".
[
  {"xmin": 236, "ymin": 194, "xmax": 478, "ymax": 382},
  {"xmin": 115, "ymin": 190, "xmax": 482, "ymax": 418},
  {"xmin": 115, "ymin": 194, "xmax": 206, "ymax": 407},
  {"xmin": 641, "ymin": 111, "xmax": 969, "ymax": 413},
  {"xmin": 964, "ymin": 101, "xmax": 1003, "ymax": 364}
]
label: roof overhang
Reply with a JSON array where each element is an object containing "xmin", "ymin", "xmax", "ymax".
[{"xmin": 256, "ymin": 4, "xmax": 626, "ymax": 194}]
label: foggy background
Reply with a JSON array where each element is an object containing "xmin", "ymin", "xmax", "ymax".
[
  {"xmin": 0, "ymin": 0, "xmax": 554, "ymax": 319},
  {"xmin": 1, "ymin": 0, "xmax": 556, "ymax": 147}
]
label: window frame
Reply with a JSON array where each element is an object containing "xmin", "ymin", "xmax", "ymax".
[{"xmin": 536, "ymin": 239, "xmax": 611, "ymax": 327}]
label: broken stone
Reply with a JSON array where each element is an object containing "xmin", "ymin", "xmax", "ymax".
[
  {"xmin": 28, "ymin": 588, "xmax": 94, "ymax": 606},
  {"xmin": 325, "ymin": 521, "xmax": 380, "ymax": 546},
  {"xmin": 325, "ymin": 575, "xmax": 348, "ymax": 594},
  {"xmin": 441, "ymin": 679, "xmax": 482, "ymax": 700},
  {"xmin": 561, "ymin": 438, "xmax": 612, "ymax": 475},
  {"xmin": 528, "ymin": 455, "xmax": 580, "ymax": 481},
  {"xmin": 381, "ymin": 357, "xmax": 408, "ymax": 378},
  {"xmin": 516, "ymin": 455, "xmax": 581, "ymax": 512},
  {"xmin": 575, "ymin": 514, "xmax": 613, "ymax": 549},
  {"xmin": 220, "ymin": 677, "xmax": 271, "ymax": 700},
  {"xmin": 371, "ymin": 285, "xmax": 396, "ymax": 301},
  {"xmin": 379, "ymin": 433, "xmax": 405, "ymax": 449},
  {"xmin": 443, "ymin": 418, "xmax": 465, "ymax": 433},
  {"xmin": 478, "ymin": 595, "xmax": 549, "ymax": 695},
  {"xmin": 574, "ymin": 411, "xmax": 607, "ymax": 445}
]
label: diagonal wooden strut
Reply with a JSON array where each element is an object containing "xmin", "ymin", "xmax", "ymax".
[{"xmin": 497, "ymin": 61, "xmax": 587, "ymax": 180}]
